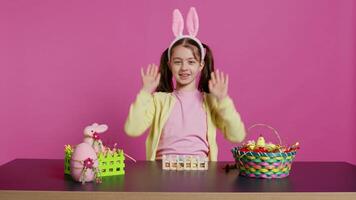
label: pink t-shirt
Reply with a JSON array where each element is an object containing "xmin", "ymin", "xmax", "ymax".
[{"xmin": 155, "ymin": 89, "xmax": 209, "ymax": 159}]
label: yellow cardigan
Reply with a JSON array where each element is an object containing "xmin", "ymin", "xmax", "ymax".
[{"xmin": 124, "ymin": 89, "xmax": 246, "ymax": 161}]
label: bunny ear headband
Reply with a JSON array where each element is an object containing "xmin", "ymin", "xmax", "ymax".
[{"xmin": 168, "ymin": 7, "xmax": 205, "ymax": 64}]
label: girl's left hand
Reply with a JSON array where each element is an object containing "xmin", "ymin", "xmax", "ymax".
[{"xmin": 209, "ymin": 69, "xmax": 229, "ymax": 101}]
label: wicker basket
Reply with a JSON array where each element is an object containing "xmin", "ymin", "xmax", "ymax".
[
  {"xmin": 231, "ymin": 124, "xmax": 298, "ymax": 179},
  {"xmin": 64, "ymin": 145, "xmax": 125, "ymax": 177}
]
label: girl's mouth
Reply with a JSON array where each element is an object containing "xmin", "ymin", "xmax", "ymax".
[{"xmin": 179, "ymin": 73, "xmax": 190, "ymax": 80}]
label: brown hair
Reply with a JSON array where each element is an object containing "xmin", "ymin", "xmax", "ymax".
[{"xmin": 155, "ymin": 38, "xmax": 215, "ymax": 93}]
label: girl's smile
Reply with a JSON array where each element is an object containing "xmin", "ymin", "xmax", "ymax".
[{"xmin": 178, "ymin": 71, "xmax": 191, "ymax": 80}]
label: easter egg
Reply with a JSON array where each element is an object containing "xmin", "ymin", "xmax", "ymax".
[
  {"xmin": 70, "ymin": 143, "xmax": 98, "ymax": 183},
  {"xmin": 254, "ymin": 147, "xmax": 267, "ymax": 152},
  {"xmin": 256, "ymin": 135, "xmax": 266, "ymax": 147},
  {"xmin": 239, "ymin": 147, "xmax": 249, "ymax": 152},
  {"xmin": 265, "ymin": 143, "xmax": 277, "ymax": 152}
]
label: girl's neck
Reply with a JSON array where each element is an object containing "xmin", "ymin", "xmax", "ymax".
[{"xmin": 175, "ymin": 82, "xmax": 197, "ymax": 92}]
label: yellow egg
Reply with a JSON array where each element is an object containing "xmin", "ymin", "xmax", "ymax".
[
  {"xmin": 247, "ymin": 144, "xmax": 255, "ymax": 150},
  {"xmin": 265, "ymin": 143, "xmax": 276, "ymax": 151},
  {"xmin": 256, "ymin": 135, "xmax": 266, "ymax": 147}
]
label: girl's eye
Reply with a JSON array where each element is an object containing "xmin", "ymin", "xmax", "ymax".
[
  {"xmin": 174, "ymin": 61, "xmax": 181, "ymax": 64},
  {"xmin": 188, "ymin": 61, "xmax": 196, "ymax": 64}
]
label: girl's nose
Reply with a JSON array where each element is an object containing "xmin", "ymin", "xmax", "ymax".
[{"xmin": 181, "ymin": 61, "xmax": 189, "ymax": 69}]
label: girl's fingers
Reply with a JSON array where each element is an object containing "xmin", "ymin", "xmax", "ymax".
[
  {"xmin": 210, "ymin": 72, "xmax": 216, "ymax": 85},
  {"xmin": 208, "ymin": 80, "xmax": 213, "ymax": 89},
  {"xmin": 154, "ymin": 64, "xmax": 158, "ymax": 76},
  {"xmin": 143, "ymin": 64, "xmax": 159, "ymax": 78},
  {"xmin": 155, "ymin": 70, "xmax": 160, "ymax": 80},
  {"xmin": 225, "ymin": 74, "xmax": 229, "ymax": 87},
  {"xmin": 141, "ymin": 67, "xmax": 145, "ymax": 78},
  {"xmin": 149, "ymin": 64, "xmax": 153, "ymax": 75},
  {"xmin": 151, "ymin": 64, "xmax": 155, "ymax": 76},
  {"xmin": 150, "ymin": 64, "xmax": 155, "ymax": 76},
  {"xmin": 220, "ymin": 71, "xmax": 225, "ymax": 83},
  {"xmin": 147, "ymin": 64, "xmax": 152, "ymax": 76},
  {"xmin": 155, "ymin": 73, "xmax": 161, "ymax": 83},
  {"xmin": 215, "ymin": 69, "xmax": 220, "ymax": 83}
]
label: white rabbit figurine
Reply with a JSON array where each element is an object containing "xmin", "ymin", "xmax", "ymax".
[{"xmin": 83, "ymin": 123, "xmax": 108, "ymax": 153}]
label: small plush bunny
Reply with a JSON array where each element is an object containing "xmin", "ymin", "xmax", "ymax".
[{"xmin": 83, "ymin": 123, "xmax": 108, "ymax": 153}]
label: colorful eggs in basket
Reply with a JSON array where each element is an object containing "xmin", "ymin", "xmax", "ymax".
[
  {"xmin": 239, "ymin": 135, "xmax": 300, "ymax": 153},
  {"xmin": 70, "ymin": 143, "xmax": 99, "ymax": 183},
  {"xmin": 265, "ymin": 142, "xmax": 277, "ymax": 152}
]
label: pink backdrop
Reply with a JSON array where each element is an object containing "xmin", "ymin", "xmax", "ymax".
[{"xmin": 1, "ymin": 0, "xmax": 355, "ymax": 165}]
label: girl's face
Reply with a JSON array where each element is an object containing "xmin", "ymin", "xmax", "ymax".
[{"xmin": 169, "ymin": 45, "xmax": 204, "ymax": 91}]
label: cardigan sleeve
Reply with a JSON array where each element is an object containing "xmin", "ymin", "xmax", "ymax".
[
  {"xmin": 209, "ymin": 95, "xmax": 246, "ymax": 143},
  {"xmin": 124, "ymin": 89, "xmax": 155, "ymax": 137}
]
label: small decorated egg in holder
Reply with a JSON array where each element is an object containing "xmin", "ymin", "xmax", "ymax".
[
  {"xmin": 231, "ymin": 123, "xmax": 300, "ymax": 179},
  {"xmin": 70, "ymin": 143, "xmax": 101, "ymax": 184}
]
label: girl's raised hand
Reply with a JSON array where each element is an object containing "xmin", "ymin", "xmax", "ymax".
[
  {"xmin": 141, "ymin": 64, "xmax": 161, "ymax": 93},
  {"xmin": 209, "ymin": 69, "xmax": 229, "ymax": 101}
]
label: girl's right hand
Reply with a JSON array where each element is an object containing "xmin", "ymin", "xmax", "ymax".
[{"xmin": 141, "ymin": 64, "xmax": 161, "ymax": 93}]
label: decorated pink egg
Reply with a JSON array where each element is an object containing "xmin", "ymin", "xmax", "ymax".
[{"xmin": 70, "ymin": 143, "xmax": 99, "ymax": 183}]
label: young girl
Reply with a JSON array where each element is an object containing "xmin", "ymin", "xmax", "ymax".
[{"xmin": 124, "ymin": 7, "xmax": 246, "ymax": 161}]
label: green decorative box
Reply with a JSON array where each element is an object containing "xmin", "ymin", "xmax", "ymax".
[
  {"xmin": 97, "ymin": 150, "xmax": 125, "ymax": 176},
  {"xmin": 64, "ymin": 145, "xmax": 125, "ymax": 177}
]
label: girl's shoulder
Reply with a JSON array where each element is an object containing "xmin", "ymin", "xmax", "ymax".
[
  {"xmin": 152, "ymin": 91, "xmax": 172, "ymax": 97},
  {"xmin": 152, "ymin": 91, "xmax": 175, "ymax": 101}
]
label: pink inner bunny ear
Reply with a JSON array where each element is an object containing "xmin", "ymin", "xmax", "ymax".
[
  {"xmin": 186, "ymin": 7, "xmax": 199, "ymax": 37},
  {"xmin": 172, "ymin": 9, "xmax": 184, "ymax": 37},
  {"xmin": 96, "ymin": 124, "xmax": 108, "ymax": 133}
]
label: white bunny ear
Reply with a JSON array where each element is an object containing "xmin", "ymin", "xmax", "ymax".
[
  {"xmin": 95, "ymin": 124, "xmax": 108, "ymax": 133},
  {"xmin": 186, "ymin": 7, "xmax": 199, "ymax": 37},
  {"xmin": 172, "ymin": 9, "xmax": 184, "ymax": 37}
]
